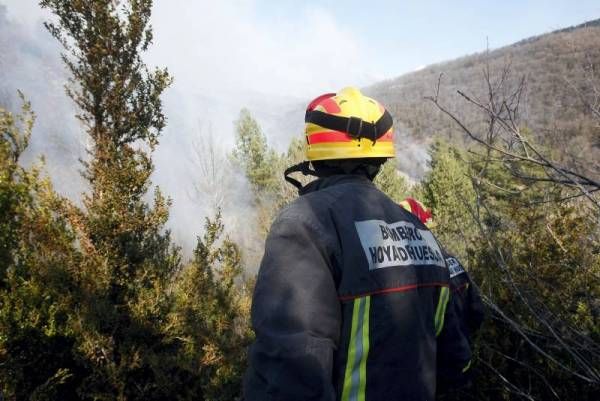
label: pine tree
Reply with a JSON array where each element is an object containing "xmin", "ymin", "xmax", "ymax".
[
  {"xmin": 0, "ymin": 99, "xmax": 84, "ymax": 400},
  {"xmin": 0, "ymin": 97, "xmax": 34, "ymax": 277},
  {"xmin": 417, "ymin": 140, "xmax": 478, "ymax": 258},
  {"xmin": 231, "ymin": 109, "xmax": 279, "ymax": 195},
  {"xmin": 230, "ymin": 108, "xmax": 285, "ymax": 244},
  {"xmin": 170, "ymin": 212, "xmax": 252, "ymax": 401},
  {"xmin": 39, "ymin": 1, "xmax": 182, "ymax": 399},
  {"xmin": 374, "ymin": 159, "xmax": 409, "ymax": 203}
]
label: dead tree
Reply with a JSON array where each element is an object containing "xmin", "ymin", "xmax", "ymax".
[{"xmin": 426, "ymin": 63, "xmax": 600, "ymax": 208}]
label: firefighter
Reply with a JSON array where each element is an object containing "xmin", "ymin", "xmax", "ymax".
[
  {"xmin": 398, "ymin": 197, "xmax": 485, "ymax": 344},
  {"xmin": 243, "ymin": 87, "xmax": 471, "ymax": 401}
]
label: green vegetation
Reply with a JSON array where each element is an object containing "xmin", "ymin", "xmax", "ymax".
[
  {"xmin": 0, "ymin": 1, "xmax": 249, "ymax": 400},
  {"xmin": 0, "ymin": 97, "xmax": 85, "ymax": 401},
  {"xmin": 0, "ymin": 1, "xmax": 598, "ymax": 400},
  {"xmin": 422, "ymin": 139, "xmax": 599, "ymax": 400},
  {"xmin": 419, "ymin": 69, "xmax": 600, "ymax": 399},
  {"xmin": 231, "ymin": 109, "xmax": 280, "ymax": 196}
]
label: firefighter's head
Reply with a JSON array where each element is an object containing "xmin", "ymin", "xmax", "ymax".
[{"xmin": 285, "ymin": 87, "xmax": 395, "ymax": 190}]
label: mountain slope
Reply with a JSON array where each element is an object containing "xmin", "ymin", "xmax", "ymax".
[{"xmin": 366, "ymin": 18, "xmax": 600, "ymax": 166}]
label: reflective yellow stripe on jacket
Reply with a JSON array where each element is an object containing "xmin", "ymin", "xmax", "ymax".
[
  {"xmin": 341, "ymin": 296, "xmax": 371, "ymax": 401},
  {"xmin": 435, "ymin": 287, "xmax": 450, "ymax": 336}
]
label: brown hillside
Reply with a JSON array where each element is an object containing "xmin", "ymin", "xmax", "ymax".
[{"xmin": 366, "ymin": 19, "xmax": 600, "ymax": 169}]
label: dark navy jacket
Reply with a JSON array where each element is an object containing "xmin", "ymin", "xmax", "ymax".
[
  {"xmin": 445, "ymin": 255, "xmax": 485, "ymax": 343},
  {"xmin": 244, "ymin": 175, "xmax": 471, "ymax": 401}
]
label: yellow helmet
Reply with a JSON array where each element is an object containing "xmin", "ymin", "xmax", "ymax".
[{"xmin": 304, "ymin": 87, "xmax": 395, "ymax": 161}]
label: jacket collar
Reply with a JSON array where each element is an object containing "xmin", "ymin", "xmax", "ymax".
[{"xmin": 299, "ymin": 174, "xmax": 374, "ymax": 196}]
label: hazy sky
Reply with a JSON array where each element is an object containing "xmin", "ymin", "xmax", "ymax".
[
  {"xmin": 252, "ymin": 0, "xmax": 600, "ymax": 77},
  {"xmin": 4, "ymin": 0, "xmax": 600, "ymax": 96},
  {"xmin": 2, "ymin": 0, "xmax": 600, "ymax": 254}
]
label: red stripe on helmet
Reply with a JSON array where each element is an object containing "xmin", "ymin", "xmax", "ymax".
[
  {"xmin": 380, "ymin": 130, "xmax": 393, "ymax": 140},
  {"xmin": 308, "ymin": 131, "xmax": 394, "ymax": 144},
  {"xmin": 306, "ymin": 93, "xmax": 336, "ymax": 111},
  {"xmin": 320, "ymin": 97, "xmax": 342, "ymax": 113},
  {"xmin": 308, "ymin": 131, "xmax": 352, "ymax": 144}
]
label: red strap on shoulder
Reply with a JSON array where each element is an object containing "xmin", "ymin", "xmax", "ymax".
[{"xmin": 405, "ymin": 197, "xmax": 432, "ymax": 225}]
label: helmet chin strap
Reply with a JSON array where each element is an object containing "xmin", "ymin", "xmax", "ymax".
[
  {"xmin": 283, "ymin": 161, "xmax": 316, "ymax": 192},
  {"xmin": 284, "ymin": 159, "xmax": 384, "ymax": 194}
]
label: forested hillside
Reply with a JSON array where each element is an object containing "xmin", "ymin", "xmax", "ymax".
[
  {"xmin": 366, "ymin": 19, "xmax": 600, "ymax": 173},
  {"xmin": 0, "ymin": 2, "xmax": 598, "ymax": 400}
]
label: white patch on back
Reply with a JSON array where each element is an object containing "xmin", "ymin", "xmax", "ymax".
[{"xmin": 354, "ymin": 220, "xmax": 446, "ymax": 271}]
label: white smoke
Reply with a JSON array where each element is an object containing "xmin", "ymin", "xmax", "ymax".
[
  {"xmin": 0, "ymin": 3, "xmax": 87, "ymax": 201},
  {"xmin": 0, "ymin": 0, "xmax": 427, "ymax": 261}
]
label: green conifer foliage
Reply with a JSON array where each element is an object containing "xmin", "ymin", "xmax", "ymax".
[
  {"xmin": 230, "ymin": 109, "xmax": 294, "ymax": 242},
  {"xmin": 0, "ymin": 98, "xmax": 34, "ymax": 277},
  {"xmin": 37, "ymin": 1, "xmax": 185, "ymax": 399},
  {"xmin": 231, "ymin": 109, "xmax": 279, "ymax": 195},
  {"xmin": 0, "ymin": 100, "xmax": 85, "ymax": 400},
  {"xmin": 467, "ymin": 141, "xmax": 599, "ymax": 400},
  {"xmin": 374, "ymin": 159, "xmax": 409, "ymax": 203},
  {"xmin": 423, "ymin": 137, "xmax": 600, "ymax": 400},
  {"xmin": 418, "ymin": 140, "xmax": 478, "ymax": 258},
  {"xmin": 170, "ymin": 212, "xmax": 252, "ymax": 401}
]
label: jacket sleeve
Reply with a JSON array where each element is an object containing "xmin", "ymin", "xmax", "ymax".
[
  {"xmin": 244, "ymin": 213, "xmax": 341, "ymax": 401},
  {"xmin": 436, "ymin": 290, "xmax": 473, "ymax": 394}
]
